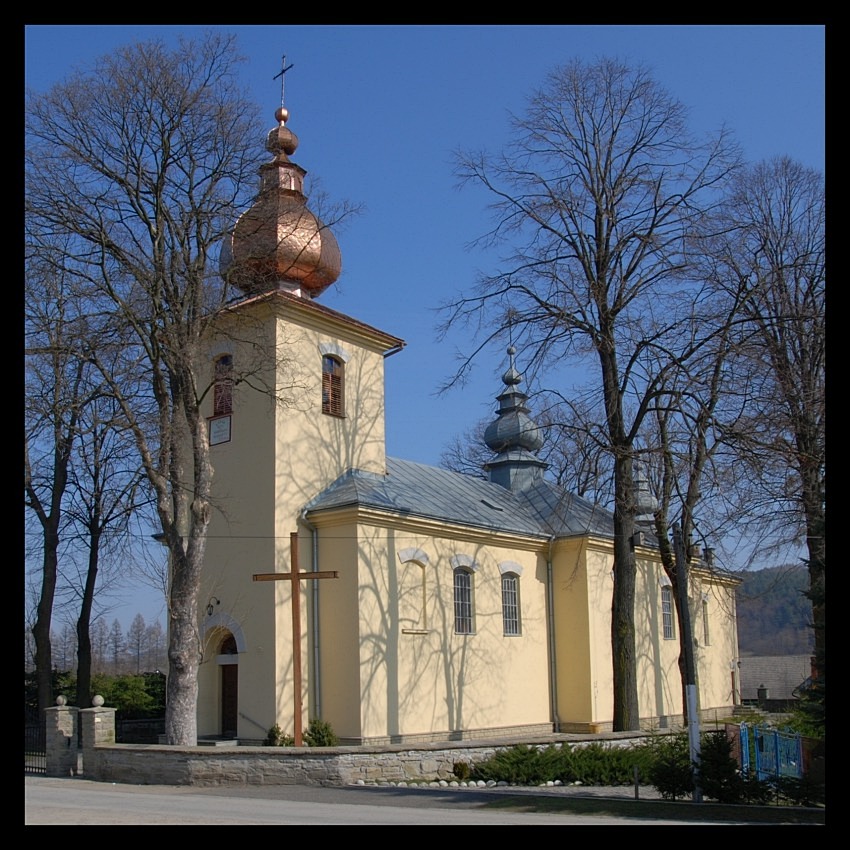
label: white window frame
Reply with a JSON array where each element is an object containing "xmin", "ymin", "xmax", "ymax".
[
  {"xmin": 501, "ymin": 573, "xmax": 521, "ymax": 636},
  {"xmin": 661, "ymin": 585, "xmax": 675, "ymax": 640},
  {"xmin": 453, "ymin": 569, "xmax": 474, "ymax": 635}
]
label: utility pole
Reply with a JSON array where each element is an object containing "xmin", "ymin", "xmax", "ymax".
[{"xmin": 673, "ymin": 523, "xmax": 702, "ymax": 803}]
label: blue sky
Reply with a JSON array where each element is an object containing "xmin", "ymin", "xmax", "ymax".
[{"xmin": 25, "ymin": 25, "xmax": 825, "ymax": 629}]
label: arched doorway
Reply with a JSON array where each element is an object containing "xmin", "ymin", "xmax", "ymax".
[{"xmin": 219, "ymin": 634, "xmax": 238, "ymax": 738}]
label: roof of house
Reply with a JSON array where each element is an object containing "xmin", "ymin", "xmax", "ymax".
[
  {"xmin": 738, "ymin": 655, "xmax": 813, "ymax": 700},
  {"xmin": 305, "ymin": 456, "xmax": 616, "ymax": 541}
]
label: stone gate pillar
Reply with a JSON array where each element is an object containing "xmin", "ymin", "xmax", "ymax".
[
  {"xmin": 80, "ymin": 695, "xmax": 115, "ymax": 779},
  {"xmin": 79, "ymin": 695, "xmax": 116, "ymax": 781},
  {"xmin": 44, "ymin": 695, "xmax": 79, "ymax": 777}
]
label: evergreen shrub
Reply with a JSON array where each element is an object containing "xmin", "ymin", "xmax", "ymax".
[
  {"xmin": 264, "ymin": 724, "xmax": 295, "ymax": 746},
  {"xmin": 303, "ymin": 717, "xmax": 339, "ymax": 747}
]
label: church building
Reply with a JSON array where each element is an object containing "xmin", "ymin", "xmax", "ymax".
[{"xmin": 195, "ymin": 98, "xmax": 741, "ymax": 745}]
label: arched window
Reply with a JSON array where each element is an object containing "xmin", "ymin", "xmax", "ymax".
[
  {"xmin": 501, "ymin": 573, "xmax": 521, "ymax": 636},
  {"xmin": 398, "ymin": 548, "xmax": 431, "ymax": 634},
  {"xmin": 661, "ymin": 585, "xmax": 675, "ymax": 640},
  {"xmin": 453, "ymin": 568, "xmax": 474, "ymax": 635},
  {"xmin": 214, "ymin": 354, "xmax": 233, "ymax": 416},
  {"xmin": 322, "ymin": 355, "xmax": 344, "ymax": 416}
]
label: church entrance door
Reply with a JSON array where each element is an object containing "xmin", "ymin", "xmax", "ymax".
[{"xmin": 221, "ymin": 663, "xmax": 238, "ymax": 738}]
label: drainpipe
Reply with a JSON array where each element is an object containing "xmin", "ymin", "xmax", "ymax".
[
  {"xmin": 545, "ymin": 534, "xmax": 560, "ymax": 730},
  {"xmin": 299, "ymin": 509, "xmax": 322, "ymax": 720}
]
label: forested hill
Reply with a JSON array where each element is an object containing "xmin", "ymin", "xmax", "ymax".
[{"xmin": 735, "ymin": 564, "xmax": 815, "ymax": 656}]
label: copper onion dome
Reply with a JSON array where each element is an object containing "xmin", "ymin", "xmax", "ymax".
[{"xmin": 221, "ymin": 106, "xmax": 341, "ymax": 298}]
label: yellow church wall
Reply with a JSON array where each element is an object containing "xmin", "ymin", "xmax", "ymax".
[
  {"xmin": 272, "ymin": 304, "xmax": 390, "ymax": 503},
  {"xmin": 551, "ymin": 540, "xmax": 738, "ymax": 730},
  {"xmin": 378, "ymin": 526, "xmax": 550, "ymax": 741},
  {"xmin": 265, "ymin": 302, "xmax": 395, "ymax": 740},
  {"xmin": 550, "ymin": 539, "xmax": 593, "ymax": 723},
  {"xmin": 690, "ymin": 571, "xmax": 740, "ymax": 713},
  {"xmin": 303, "ymin": 518, "xmax": 365, "ymax": 741},
  {"xmin": 194, "ymin": 310, "xmax": 282, "ymax": 739},
  {"xmin": 633, "ymin": 552, "xmax": 684, "ymax": 727},
  {"xmin": 309, "ymin": 515, "xmax": 553, "ymax": 742},
  {"xmin": 195, "ymin": 295, "xmax": 401, "ymax": 741}
]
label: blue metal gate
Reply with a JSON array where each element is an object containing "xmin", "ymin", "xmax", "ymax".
[{"xmin": 738, "ymin": 723, "xmax": 802, "ymax": 780}]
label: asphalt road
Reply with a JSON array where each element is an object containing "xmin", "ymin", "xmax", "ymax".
[{"xmin": 25, "ymin": 776, "xmax": 785, "ymax": 826}]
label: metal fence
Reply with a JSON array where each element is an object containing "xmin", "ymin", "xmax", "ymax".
[
  {"xmin": 24, "ymin": 719, "xmax": 45, "ymax": 775},
  {"xmin": 24, "ymin": 712, "xmax": 165, "ymax": 776},
  {"xmin": 738, "ymin": 723, "xmax": 803, "ymax": 780}
]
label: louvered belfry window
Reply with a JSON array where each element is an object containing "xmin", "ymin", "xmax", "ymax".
[
  {"xmin": 214, "ymin": 355, "xmax": 233, "ymax": 416},
  {"xmin": 322, "ymin": 355, "xmax": 344, "ymax": 416}
]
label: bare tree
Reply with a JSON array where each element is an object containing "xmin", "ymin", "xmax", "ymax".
[
  {"xmin": 24, "ymin": 250, "xmax": 97, "ymax": 714},
  {"xmin": 443, "ymin": 58, "xmax": 740, "ymax": 729},
  {"xmin": 54, "ymin": 621, "xmax": 78, "ymax": 672},
  {"xmin": 707, "ymin": 157, "xmax": 825, "ymax": 663},
  {"xmin": 645, "ymin": 304, "xmax": 740, "ymax": 718},
  {"xmin": 126, "ymin": 614, "xmax": 148, "ymax": 675},
  {"xmin": 108, "ymin": 618, "xmax": 125, "ymax": 674},
  {"xmin": 144, "ymin": 619, "xmax": 167, "ymax": 672},
  {"xmin": 25, "ymin": 33, "xmax": 266, "ymax": 744},
  {"xmin": 65, "ymin": 387, "xmax": 150, "ymax": 707},
  {"xmin": 91, "ymin": 616, "xmax": 110, "ymax": 673}
]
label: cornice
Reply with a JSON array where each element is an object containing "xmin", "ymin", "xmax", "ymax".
[
  {"xmin": 305, "ymin": 504, "xmax": 548, "ymax": 551},
  {"xmin": 221, "ymin": 290, "xmax": 405, "ymax": 355}
]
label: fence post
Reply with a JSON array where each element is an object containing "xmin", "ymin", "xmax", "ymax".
[
  {"xmin": 772, "ymin": 729, "xmax": 781, "ymax": 779},
  {"xmin": 738, "ymin": 723, "xmax": 750, "ymax": 775},
  {"xmin": 44, "ymin": 696, "xmax": 79, "ymax": 777}
]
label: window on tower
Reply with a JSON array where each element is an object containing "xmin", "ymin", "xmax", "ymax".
[
  {"xmin": 322, "ymin": 355, "xmax": 344, "ymax": 417},
  {"xmin": 214, "ymin": 354, "xmax": 233, "ymax": 416},
  {"xmin": 209, "ymin": 353, "xmax": 233, "ymax": 445}
]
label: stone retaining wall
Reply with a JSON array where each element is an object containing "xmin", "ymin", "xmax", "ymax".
[
  {"xmin": 84, "ymin": 736, "xmax": 652, "ymax": 787},
  {"xmin": 85, "ymin": 742, "xmax": 507, "ymax": 786},
  {"xmin": 48, "ymin": 703, "xmax": 659, "ymax": 787}
]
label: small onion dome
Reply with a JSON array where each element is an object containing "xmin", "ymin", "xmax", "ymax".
[
  {"xmin": 222, "ymin": 106, "xmax": 341, "ymax": 298},
  {"xmin": 483, "ymin": 347, "xmax": 544, "ymax": 454}
]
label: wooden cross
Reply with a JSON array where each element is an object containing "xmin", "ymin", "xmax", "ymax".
[{"xmin": 253, "ymin": 531, "xmax": 337, "ymax": 746}]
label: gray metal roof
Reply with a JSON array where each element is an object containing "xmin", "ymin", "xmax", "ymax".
[
  {"xmin": 738, "ymin": 655, "xmax": 813, "ymax": 701},
  {"xmin": 305, "ymin": 457, "xmax": 615, "ymax": 541}
]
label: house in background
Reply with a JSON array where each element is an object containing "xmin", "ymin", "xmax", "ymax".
[
  {"xmin": 192, "ymin": 97, "xmax": 742, "ymax": 745},
  {"xmin": 738, "ymin": 655, "xmax": 813, "ymax": 712}
]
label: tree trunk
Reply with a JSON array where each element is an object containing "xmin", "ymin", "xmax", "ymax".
[
  {"xmin": 33, "ymin": 530, "xmax": 59, "ymax": 715},
  {"xmin": 164, "ymin": 537, "xmax": 206, "ymax": 745},
  {"xmin": 611, "ymin": 452, "xmax": 640, "ymax": 730},
  {"xmin": 76, "ymin": 529, "xmax": 101, "ymax": 710}
]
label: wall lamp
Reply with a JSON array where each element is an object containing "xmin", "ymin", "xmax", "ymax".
[{"xmin": 206, "ymin": 597, "xmax": 221, "ymax": 617}]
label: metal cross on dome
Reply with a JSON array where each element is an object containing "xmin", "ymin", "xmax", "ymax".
[{"xmin": 273, "ymin": 54, "xmax": 295, "ymax": 109}]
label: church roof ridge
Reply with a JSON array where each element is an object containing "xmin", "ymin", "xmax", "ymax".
[{"xmin": 305, "ymin": 456, "xmax": 618, "ymax": 542}]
